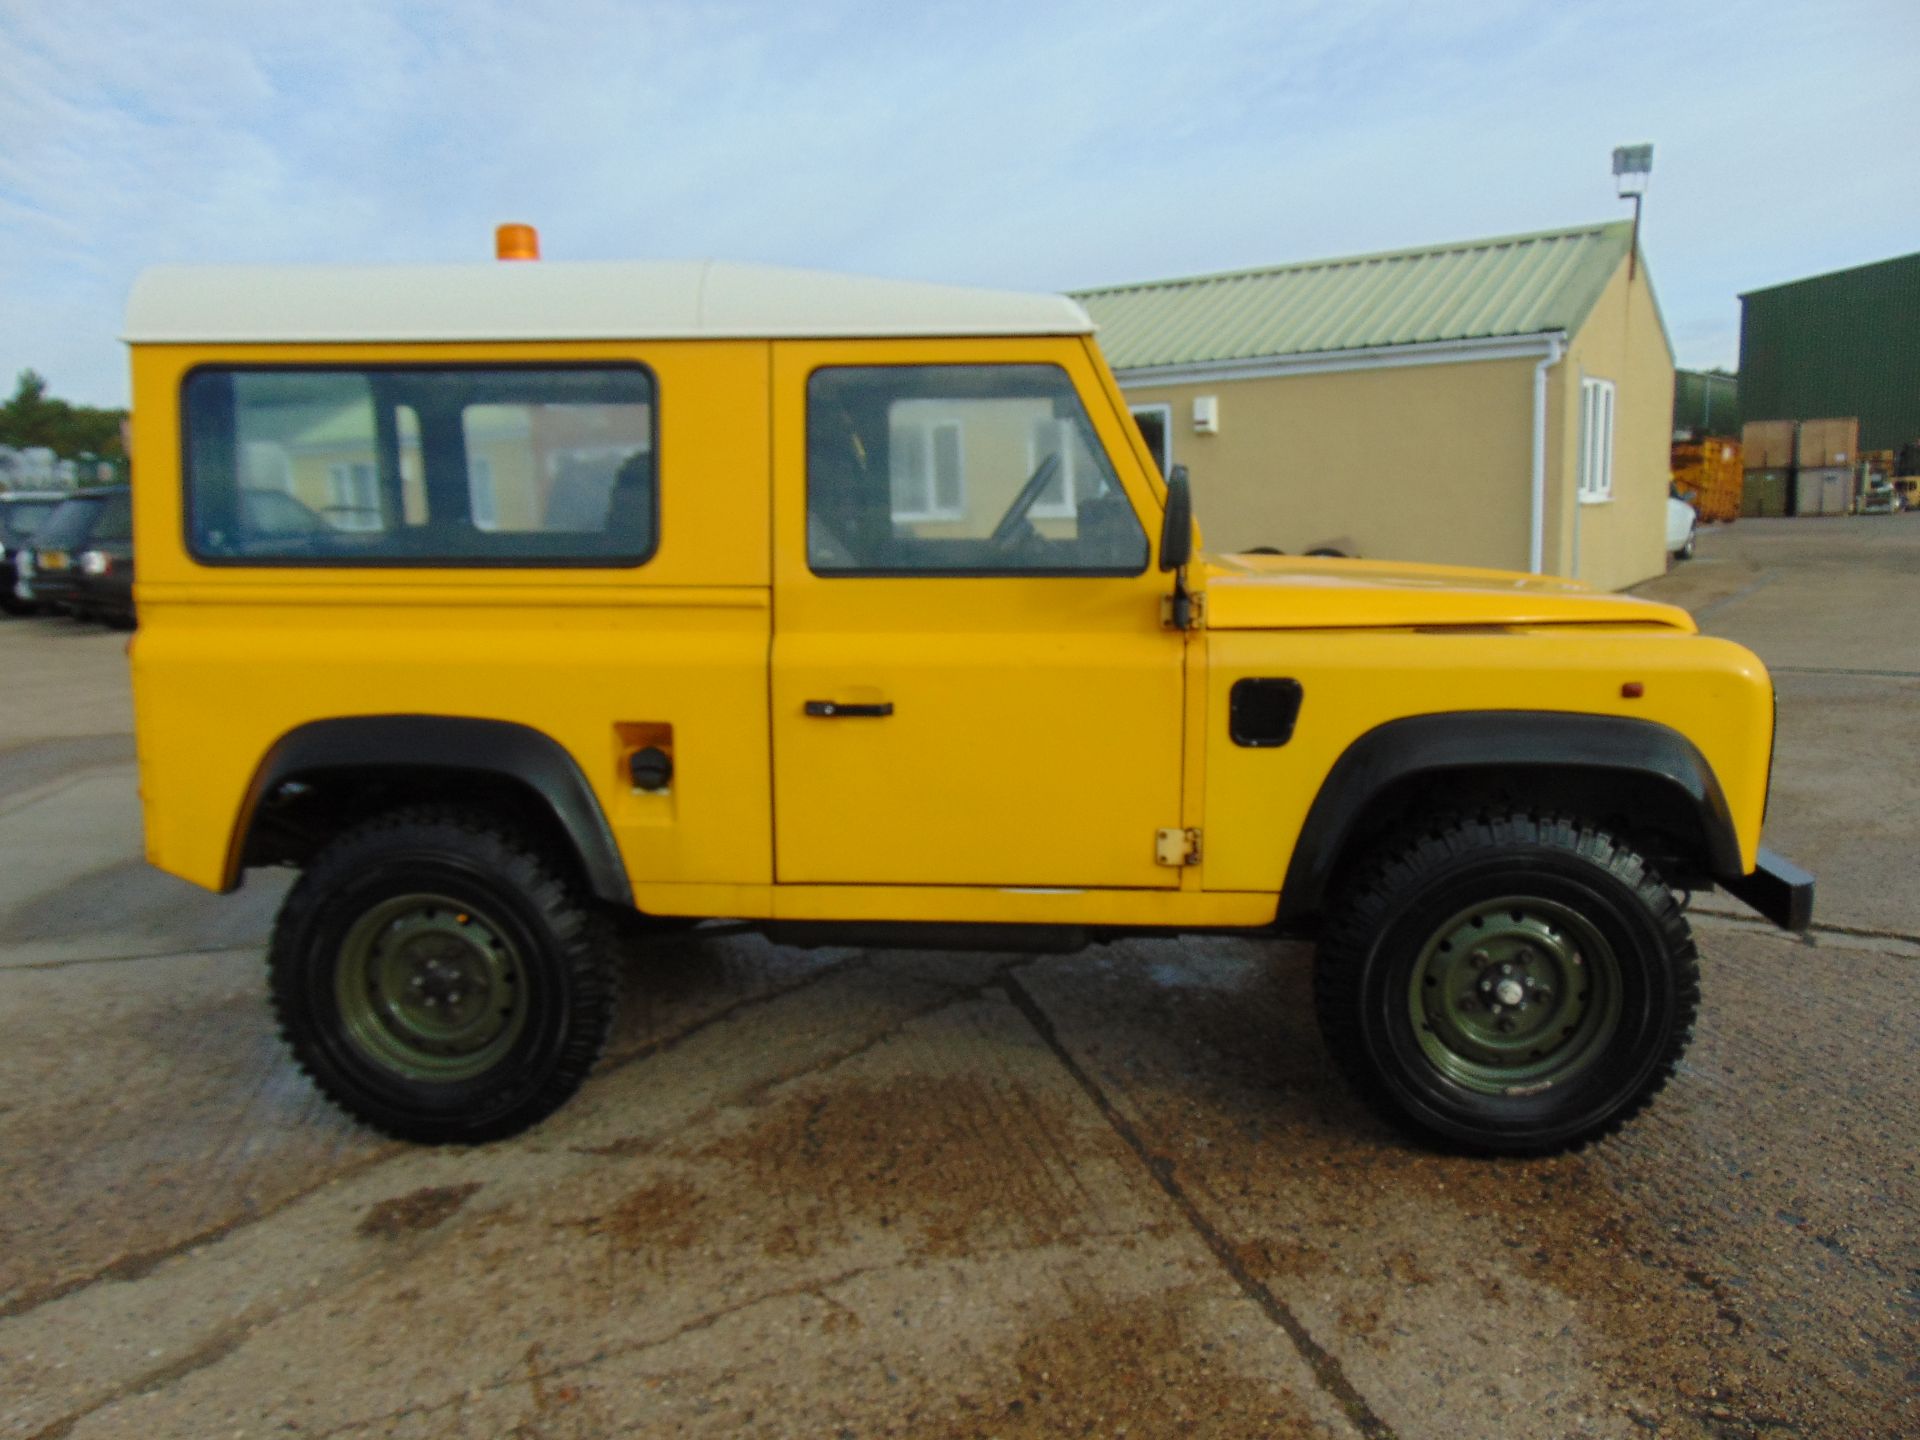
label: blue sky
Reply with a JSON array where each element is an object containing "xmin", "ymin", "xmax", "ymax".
[{"xmin": 2, "ymin": 0, "xmax": 1914, "ymax": 406}]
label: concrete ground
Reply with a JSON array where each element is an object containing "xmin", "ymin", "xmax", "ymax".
[{"xmin": 1, "ymin": 516, "xmax": 1914, "ymax": 1440}]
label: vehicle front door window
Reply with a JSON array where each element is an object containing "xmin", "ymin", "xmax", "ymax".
[{"xmin": 805, "ymin": 364, "xmax": 1149, "ymax": 576}]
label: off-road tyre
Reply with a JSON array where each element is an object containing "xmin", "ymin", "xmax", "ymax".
[
  {"xmin": 1314, "ymin": 811, "xmax": 1699, "ymax": 1155},
  {"xmin": 269, "ymin": 807, "xmax": 619, "ymax": 1143}
]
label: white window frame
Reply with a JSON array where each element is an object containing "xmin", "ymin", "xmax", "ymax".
[
  {"xmin": 1578, "ymin": 377, "xmax": 1616, "ymax": 504},
  {"xmin": 1027, "ymin": 416, "xmax": 1079, "ymax": 519},
  {"xmin": 889, "ymin": 419, "xmax": 966, "ymax": 521},
  {"xmin": 326, "ymin": 461, "xmax": 382, "ymax": 530},
  {"xmin": 468, "ymin": 454, "xmax": 497, "ymax": 529},
  {"xmin": 1130, "ymin": 403, "xmax": 1173, "ymax": 476}
]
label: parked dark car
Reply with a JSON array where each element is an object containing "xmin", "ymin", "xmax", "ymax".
[
  {"xmin": 1, "ymin": 492, "xmax": 66, "ymax": 615},
  {"xmin": 21, "ymin": 487, "xmax": 132, "ymax": 622},
  {"xmin": 73, "ymin": 488, "xmax": 137, "ymax": 626}
]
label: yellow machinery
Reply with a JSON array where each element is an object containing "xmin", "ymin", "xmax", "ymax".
[{"xmin": 1671, "ymin": 439, "xmax": 1743, "ymax": 522}]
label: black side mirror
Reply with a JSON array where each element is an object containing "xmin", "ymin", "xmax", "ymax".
[{"xmin": 1159, "ymin": 464, "xmax": 1192, "ymax": 572}]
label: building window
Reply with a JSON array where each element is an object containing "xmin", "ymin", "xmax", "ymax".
[
  {"xmin": 467, "ymin": 455, "xmax": 497, "ymax": 530},
  {"xmin": 1579, "ymin": 377, "xmax": 1616, "ymax": 503},
  {"xmin": 889, "ymin": 419, "xmax": 966, "ymax": 521},
  {"xmin": 326, "ymin": 462, "xmax": 382, "ymax": 531},
  {"xmin": 1131, "ymin": 404, "xmax": 1171, "ymax": 477},
  {"xmin": 1027, "ymin": 416, "xmax": 1078, "ymax": 518}
]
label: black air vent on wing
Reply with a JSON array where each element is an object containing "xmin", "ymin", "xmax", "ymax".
[{"xmin": 1229, "ymin": 678, "xmax": 1304, "ymax": 748}]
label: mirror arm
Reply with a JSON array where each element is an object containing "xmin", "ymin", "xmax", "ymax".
[{"xmin": 1158, "ymin": 463, "xmax": 1198, "ymax": 628}]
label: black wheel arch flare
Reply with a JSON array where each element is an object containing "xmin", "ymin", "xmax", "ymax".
[
  {"xmin": 1277, "ymin": 711, "xmax": 1744, "ymax": 925},
  {"xmin": 227, "ymin": 715, "xmax": 632, "ymax": 905}
]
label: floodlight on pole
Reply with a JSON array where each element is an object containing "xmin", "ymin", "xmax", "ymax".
[{"xmin": 1612, "ymin": 144, "xmax": 1653, "ymax": 280}]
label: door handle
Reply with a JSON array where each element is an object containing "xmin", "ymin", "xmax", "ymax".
[{"xmin": 804, "ymin": 700, "xmax": 894, "ymax": 718}]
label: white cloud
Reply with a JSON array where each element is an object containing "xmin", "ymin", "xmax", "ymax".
[{"xmin": 1, "ymin": 0, "xmax": 1915, "ymax": 403}]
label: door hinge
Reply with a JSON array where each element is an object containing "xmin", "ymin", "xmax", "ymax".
[
  {"xmin": 1155, "ymin": 827, "xmax": 1202, "ymax": 867},
  {"xmin": 1160, "ymin": 589, "xmax": 1205, "ymax": 630}
]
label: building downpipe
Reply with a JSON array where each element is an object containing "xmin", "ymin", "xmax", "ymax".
[{"xmin": 1530, "ymin": 334, "xmax": 1567, "ymax": 574}]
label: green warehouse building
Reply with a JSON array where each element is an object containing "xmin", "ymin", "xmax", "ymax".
[{"xmin": 1738, "ymin": 250, "xmax": 1920, "ymax": 455}]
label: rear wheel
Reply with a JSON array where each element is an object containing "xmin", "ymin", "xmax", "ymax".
[
  {"xmin": 269, "ymin": 808, "xmax": 618, "ymax": 1143},
  {"xmin": 1314, "ymin": 812, "xmax": 1698, "ymax": 1154}
]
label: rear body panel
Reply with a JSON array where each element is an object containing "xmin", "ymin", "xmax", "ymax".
[{"xmin": 129, "ymin": 339, "xmax": 776, "ymax": 900}]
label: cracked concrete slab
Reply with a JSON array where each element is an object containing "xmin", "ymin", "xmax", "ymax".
[{"xmin": 4, "ymin": 966, "xmax": 1360, "ymax": 1440}]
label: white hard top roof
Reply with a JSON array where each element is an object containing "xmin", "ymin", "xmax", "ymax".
[{"xmin": 123, "ymin": 259, "xmax": 1095, "ymax": 345}]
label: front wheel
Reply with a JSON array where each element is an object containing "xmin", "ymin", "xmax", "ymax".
[
  {"xmin": 1314, "ymin": 813, "xmax": 1699, "ymax": 1154},
  {"xmin": 269, "ymin": 808, "xmax": 618, "ymax": 1143}
]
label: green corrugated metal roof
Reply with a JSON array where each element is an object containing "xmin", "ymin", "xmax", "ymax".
[{"xmin": 1073, "ymin": 221, "xmax": 1634, "ymax": 371}]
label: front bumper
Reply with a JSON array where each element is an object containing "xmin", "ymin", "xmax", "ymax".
[{"xmin": 1720, "ymin": 848, "xmax": 1815, "ymax": 932}]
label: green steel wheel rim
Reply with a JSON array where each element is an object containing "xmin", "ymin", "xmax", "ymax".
[
  {"xmin": 333, "ymin": 893, "xmax": 529, "ymax": 1084},
  {"xmin": 1406, "ymin": 896, "xmax": 1623, "ymax": 1095}
]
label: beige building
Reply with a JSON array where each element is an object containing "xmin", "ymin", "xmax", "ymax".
[{"xmin": 1075, "ymin": 221, "xmax": 1675, "ymax": 591}]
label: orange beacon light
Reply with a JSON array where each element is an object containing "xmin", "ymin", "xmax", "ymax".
[{"xmin": 495, "ymin": 224, "xmax": 540, "ymax": 261}]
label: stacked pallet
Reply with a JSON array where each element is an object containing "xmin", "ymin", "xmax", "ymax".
[
  {"xmin": 1795, "ymin": 419, "xmax": 1859, "ymax": 515},
  {"xmin": 1740, "ymin": 418, "xmax": 1861, "ymax": 516},
  {"xmin": 1741, "ymin": 420, "xmax": 1794, "ymax": 517}
]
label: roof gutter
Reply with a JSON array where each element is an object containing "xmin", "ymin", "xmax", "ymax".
[
  {"xmin": 1529, "ymin": 334, "xmax": 1568, "ymax": 574},
  {"xmin": 1107, "ymin": 332, "xmax": 1564, "ymax": 388}
]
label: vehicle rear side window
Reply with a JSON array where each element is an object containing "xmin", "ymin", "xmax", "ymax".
[
  {"xmin": 32, "ymin": 497, "xmax": 105, "ymax": 550},
  {"xmin": 182, "ymin": 366, "xmax": 656, "ymax": 566},
  {"xmin": 806, "ymin": 364, "xmax": 1149, "ymax": 576}
]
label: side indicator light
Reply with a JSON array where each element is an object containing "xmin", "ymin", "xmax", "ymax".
[{"xmin": 1621, "ymin": 682, "xmax": 1644, "ymax": 699}]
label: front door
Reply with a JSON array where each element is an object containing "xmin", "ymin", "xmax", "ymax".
[{"xmin": 770, "ymin": 340, "xmax": 1186, "ymax": 890}]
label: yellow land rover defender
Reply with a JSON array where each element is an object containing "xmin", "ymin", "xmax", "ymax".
[{"xmin": 123, "ymin": 239, "xmax": 1812, "ymax": 1153}]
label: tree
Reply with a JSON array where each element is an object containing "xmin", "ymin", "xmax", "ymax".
[{"xmin": 0, "ymin": 370, "xmax": 128, "ymax": 460}]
